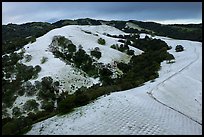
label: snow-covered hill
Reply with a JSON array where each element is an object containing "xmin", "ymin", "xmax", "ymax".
[
  {"xmin": 26, "ymin": 35, "xmax": 202, "ymax": 135},
  {"xmin": 6, "ymin": 25, "xmax": 143, "ymax": 118},
  {"xmin": 19, "ymin": 25, "xmax": 142, "ymax": 87}
]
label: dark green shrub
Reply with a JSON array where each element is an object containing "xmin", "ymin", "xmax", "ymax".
[
  {"xmin": 29, "ymin": 36, "xmax": 36, "ymax": 43},
  {"xmin": 57, "ymin": 95, "xmax": 76, "ymax": 114},
  {"xmin": 53, "ymin": 81, "xmax": 60, "ymax": 87},
  {"xmin": 12, "ymin": 107, "xmax": 21, "ymax": 117},
  {"xmin": 40, "ymin": 56, "xmax": 48, "ymax": 64},
  {"xmin": 98, "ymin": 38, "xmax": 106, "ymax": 45},
  {"xmin": 23, "ymin": 99, "xmax": 39, "ymax": 111},
  {"xmin": 68, "ymin": 44, "xmax": 76, "ymax": 53},
  {"xmin": 2, "ymin": 116, "xmax": 32, "ymax": 135},
  {"xmin": 41, "ymin": 101, "xmax": 55, "ymax": 112},
  {"xmin": 117, "ymin": 62, "xmax": 131, "ymax": 73},
  {"xmin": 24, "ymin": 54, "xmax": 32, "ymax": 62},
  {"xmin": 110, "ymin": 44, "xmax": 118, "ymax": 49},
  {"xmin": 165, "ymin": 53, "xmax": 175, "ymax": 63},
  {"xmin": 17, "ymin": 88, "xmax": 25, "ymax": 96},
  {"xmin": 2, "ymin": 120, "xmax": 18, "ymax": 135},
  {"xmin": 175, "ymin": 45, "xmax": 184, "ymax": 52},
  {"xmin": 34, "ymin": 65, "xmax": 41, "ymax": 73},
  {"xmin": 99, "ymin": 68, "xmax": 113, "ymax": 85},
  {"xmin": 118, "ymin": 39, "xmax": 125, "ymax": 43},
  {"xmin": 41, "ymin": 76, "xmax": 53, "ymax": 89},
  {"xmin": 74, "ymin": 88, "xmax": 90, "ymax": 106},
  {"xmin": 90, "ymin": 49, "xmax": 102, "ymax": 59},
  {"xmin": 125, "ymin": 40, "xmax": 131, "ymax": 45},
  {"xmin": 127, "ymin": 49, "xmax": 134, "ymax": 55}
]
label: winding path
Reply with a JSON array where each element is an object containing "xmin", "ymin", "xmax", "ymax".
[{"xmin": 147, "ymin": 43, "xmax": 202, "ymax": 125}]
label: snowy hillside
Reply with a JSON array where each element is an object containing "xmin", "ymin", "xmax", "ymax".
[
  {"xmin": 19, "ymin": 25, "xmax": 142, "ymax": 87},
  {"xmin": 26, "ymin": 35, "xmax": 202, "ymax": 135},
  {"xmin": 5, "ymin": 25, "xmax": 143, "ymax": 118}
]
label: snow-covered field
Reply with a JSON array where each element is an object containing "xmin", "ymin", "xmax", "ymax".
[{"xmin": 26, "ymin": 34, "xmax": 202, "ymax": 134}]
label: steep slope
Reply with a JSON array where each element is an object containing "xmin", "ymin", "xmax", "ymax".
[{"xmin": 26, "ymin": 36, "xmax": 202, "ymax": 135}]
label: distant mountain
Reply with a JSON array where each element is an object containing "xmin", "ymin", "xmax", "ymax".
[{"xmin": 2, "ymin": 18, "xmax": 202, "ymax": 55}]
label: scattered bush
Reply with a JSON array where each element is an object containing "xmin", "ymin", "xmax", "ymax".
[
  {"xmin": 127, "ymin": 49, "xmax": 134, "ymax": 55},
  {"xmin": 23, "ymin": 99, "xmax": 39, "ymax": 112},
  {"xmin": 99, "ymin": 67, "xmax": 113, "ymax": 85},
  {"xmin": 12, "ymin": 107, "xmax": 21, "ymax": 117},
  {"xmin": 24, "ymin": 54, "xmax": 32, "ymax": 62},
  {"xmin": 40, "ymin": 56, "xmax": 48, "ymax": 64},
  {"xmin": 23, "ymin": 81, "xmax": 36, "ymax": 96},
  {"xmin": 165, "ymin": 53, "xmax": 175, "ymax": 63},
  {"xmin": 98, "ymin": 38, "xmax": 106, "ymax": 45},
  {"xmin": 34, "ymin": 65, "xmax": 41, "ymax": 73},
  {"xmin": 41, "ymin": 100, "xmax": 55, "ymax": 112},
  {"xmin": 17, "ymin": 88, "xmax": 25, "ymax": 96},
  {"xmin": 175, "ymin": 45, "xmax": 184, "ymax": 52},
  {"xmin": 90, "ymin": 48, "xmax": 102, "ymax": 59},
  {"xmin": 118, "ymin": 39, "xmax": 125, "ymax": 43},
  {"xmin": 167, "ymin": 46, "xmax": 172, "ymax": 50},
  {"xmin": 110, "ymin": 44, "xmax": 119, "ymax": 50}
]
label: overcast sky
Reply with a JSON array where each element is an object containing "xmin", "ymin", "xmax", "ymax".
[{"xmin": 2, "ymin": 2, "xmax": 202, "ymax": 25}]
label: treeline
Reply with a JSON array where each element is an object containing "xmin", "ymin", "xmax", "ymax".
[
  {"xmin": 130, "ymin": 21, "xmax": 202, "ymax": 42},
  {"xmin": 2, "ymin": 22, "xmax": 55, "ymax": 54},
  {"xmin": 3, "ymin": 19, "xmax": 201, "ymax": 55}
]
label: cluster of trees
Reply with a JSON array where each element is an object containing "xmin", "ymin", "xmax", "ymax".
[
  {"xmin": 37, "ymin": 76, "xmax": 59, "ymax": 102},
  {"xmin": 2, "ymin": 22, "xmax": 56, "ymax": 54},
  {"xmin": 2, "ymin": 109, "xmax": 57, "ymax": 135},
  {"xmin": 106, "ymin": 33, "xmax": 140, "ymax": 40},
  {"xmin": 111, "ymin": 44, "xmax": 134, "ymax": 55},
  {"xmin": 2, "ymin": 50, "xmax": 42, "ymax": 110},
  {"xmin": 130, "ymin": 20, "xmax": 202, "ymax": 42},
  {"xmin": 28, "ymin": 36, "xmax": 36, "ymax": 43},
  {"xmin": 76, "ymin": 18, "xmax": 102, "ymax": 25},
  {"xmin": 2, "ymin": 62, "xmax": 41, "ymax": 108},
  {"xmin": 57, "ymin": 84, "xmax": 118, "ymax": 114},
  {"xmin": 2, "ymin": 75, "xmax": 60, "ymax": 135},
  {"xmin": 51, "ymin": 37, "xmax": 99, "ymax": 77},
  {"xmin": 56, "ymin": 34, "xmax": 175, "ymax": 115},
  {"xmin": 23, "ymin": 99, "xmax": 39, "ymax": 112},
  {"xmin": 51, "ymin": 36, "xmax": 112, "ymax": 79}
]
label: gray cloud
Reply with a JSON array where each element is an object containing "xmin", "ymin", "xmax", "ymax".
[{"xmin": 2, "ymin": 2, "xmax": 202, "ymax": 25}]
